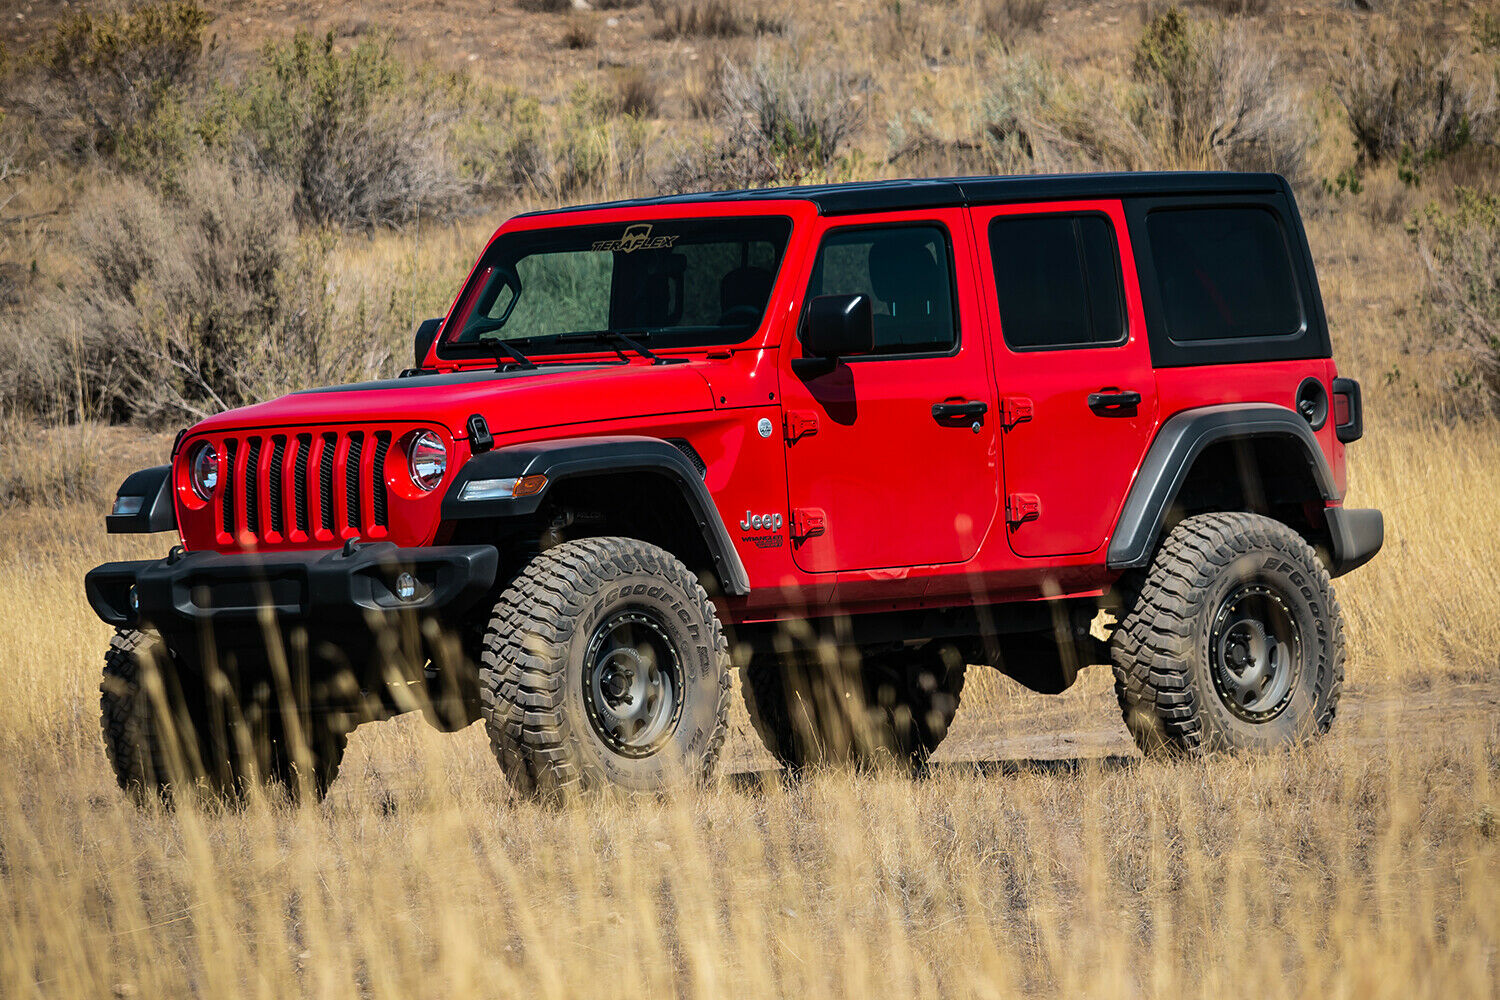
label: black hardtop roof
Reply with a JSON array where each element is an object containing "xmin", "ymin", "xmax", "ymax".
[{"xmin": 517, "ymin": 172, "xmax": 1290, "ymax": 219}]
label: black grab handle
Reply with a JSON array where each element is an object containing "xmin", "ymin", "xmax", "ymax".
[
  {"xmin": 1087, "ymin": 390, "xmax": 1142, "ymax": 412},
  {"xmin": 931, "ymin": 401, "xmax": 989, "ymax": 421}
]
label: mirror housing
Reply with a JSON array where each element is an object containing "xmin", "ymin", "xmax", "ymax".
[
  {"xmin": 803, "ymin": 294, "xmax": 874, "ymax": 360},
  {"xmin": 412, "ymin": 317, "xmax": 443, "ymax": 371}
]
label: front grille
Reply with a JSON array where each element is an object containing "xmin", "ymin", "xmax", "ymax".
[
  {"xmin": 293, "ymin": 434, "xmax": 311, "ymax": 533},
  {"xmin": 215, "ymin": 428, "xmax": 398, "ymax": 545},
  {"xmin": 345, "ymin": 432, "xmax": 364, "ymax": 531},
  {"xmin": 371, "ymin": 432, "xmax": 391, "ymax": 527},
  {"xmin": 319, "ymin": 434, "xmax": 336, "ymax": 534},
  {"xmin": 267, "ymin": 436, "xmax": 286, "ymax": 536},
  {"xmin": 244, "ymin": 437, "xmax": 262, "ymax": 536}
]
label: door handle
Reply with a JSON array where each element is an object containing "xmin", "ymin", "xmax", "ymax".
[
  {"xmin": 931, "ymin": 400, "xmax": 989, "ymax": 421},
  {"xmin": 1087, "ymin": 390, "xmax": 1142, "ymax": 413}
]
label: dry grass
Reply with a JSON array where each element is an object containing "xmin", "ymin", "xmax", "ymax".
[
  {"xmin": 2, "ymin": 1, "xmax": 1499, "ymax": 997},
  {"xmin": 0, "ymin": 415, "xmax": 1497, "ymax": 999}
]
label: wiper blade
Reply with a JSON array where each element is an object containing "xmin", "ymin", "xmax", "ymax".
[
  {"xmin": 479, "ymin": 336, "xmax": 536, "ymax": 371},
  {"xmin": 551, "ymin": 330, "xmax": 676, "ymax": 366}
]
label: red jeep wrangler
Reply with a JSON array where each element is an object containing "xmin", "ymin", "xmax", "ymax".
[{"xmin": 87, "ymin": 173, "xmax": 1383, "ymax": 800}]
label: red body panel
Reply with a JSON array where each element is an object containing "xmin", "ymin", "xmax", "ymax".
[
  {"xmin": 972, "ymin": 200, "xmax": 1160, "ymax": 559},
  {"xmin": 169, "ymin": 193, "xmax": 1347, "ymax": 625}
]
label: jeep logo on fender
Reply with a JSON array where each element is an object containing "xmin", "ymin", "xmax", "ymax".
[
  {"xmin": 591, "ymin": 223, "xmax": 679, "ymax": 254},
  {"xmin": 740, "ymin": 511, "xmax": 783, "ymax": 532}
]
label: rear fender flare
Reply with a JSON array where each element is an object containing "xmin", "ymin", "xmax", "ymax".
[
  {"xmin": 440, "ymin": 435, "xmax": 750, "ymax": 596},
  {"xmin": 1107, "ymin": 404, "xmax": 1339, "ymax": 571}
]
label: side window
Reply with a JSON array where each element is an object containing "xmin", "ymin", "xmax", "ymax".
[
  {"xmin": 806, "ymin": 225, "xmax": 957, "ymax": 355},
  {"xmin": 1145, "ymin": 207, "xmax": 1305, "ymax": 343},
  {"xmin": 989, "ymin": 214, "xmax": 1125, "ymax": 351}
]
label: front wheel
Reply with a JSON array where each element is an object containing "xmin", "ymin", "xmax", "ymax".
[
  {"xmin": 479, "ymin": 537, "xmax": 732, "ymax": 798},
  {"xmin": 1110, "ymin": 512, "xmax": 1345, "ymax": 755},
  {"xmin": 101, "ymin": 629, "xmax": 348, "ymax": 803}
]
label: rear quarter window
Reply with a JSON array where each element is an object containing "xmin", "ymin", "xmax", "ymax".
[
  {"xmin": 1145, "ymin": 206, "xmax": 1305, "ymax": 344},
  {"xmin": 1125, "ymin": 195, "xmax": 1330, "ymax": 368}
]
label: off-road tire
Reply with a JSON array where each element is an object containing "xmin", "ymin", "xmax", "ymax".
[
  {"xmin": 101, "ymin": 628, "xmax": 348, "ymax": 802},
  {"xmin": 1110, "ymin": 512, "xmax": 1345, "ymax": 755},
  {"xmin": 479, "ymin": 537, "xmax": 732, "ymax": 798},
  {"xmin": 741, "ymin": 643, "xmax": 967, "ymax": 770}
]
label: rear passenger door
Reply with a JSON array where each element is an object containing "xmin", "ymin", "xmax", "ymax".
[{"xmin": 974, "ymin": 202, "xmax": 1158, "ymax": 558}]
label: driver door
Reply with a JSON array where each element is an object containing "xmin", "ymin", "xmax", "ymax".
[{"xmin": 779, "ymin": 211, "xmax": 999, "ymax": 574}]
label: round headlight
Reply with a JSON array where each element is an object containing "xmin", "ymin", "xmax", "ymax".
[
  {"xmin": 407, "ymin": 431, "xmax": 447, "ymax": 491},
  {"xmin": 189, "ymin": 442, "xmax": 219, "ymax": 500}
]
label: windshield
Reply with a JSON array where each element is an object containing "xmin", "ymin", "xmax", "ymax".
[{"xmin": 440, "ymin": 216, "xmax": 793, "ymax": 358}]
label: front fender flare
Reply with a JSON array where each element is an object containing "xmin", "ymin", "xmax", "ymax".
[
  {"xmin": 440, "ymin": 435, "xmax": 750, "ymax": 596},
  {"xmin": 1107, "ymin": 404, "xmax": 1340, "ymax": 571}
]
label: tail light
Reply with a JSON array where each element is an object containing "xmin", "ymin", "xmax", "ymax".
[{"xmin": 1331, "ymin": 377, "xmax": 1363, "ymax": 443}]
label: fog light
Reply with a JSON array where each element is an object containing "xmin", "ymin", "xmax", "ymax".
[
  {"xmin": 395, "ymin": 572, "xmax": 417, "ymax": 602},
  {"xmin": 127, "ymin": 585, "xmax": 140, "ymax": 613}
]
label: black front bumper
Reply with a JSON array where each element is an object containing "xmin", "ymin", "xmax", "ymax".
[{"xmin": 85, "ymin": 542, "xmax": 499, "ymax": 632}]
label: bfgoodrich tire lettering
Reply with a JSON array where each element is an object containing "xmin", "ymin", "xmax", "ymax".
[
  {"xmin": 479, "ymin": 537, "xmax": 731, "ymax": 796},
  {"xmin": 1110, "ymin": 512, "xmax": 1345, "ymax": 755}
]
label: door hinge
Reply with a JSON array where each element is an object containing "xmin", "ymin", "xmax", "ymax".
[
  {"xmin": 784, "ymin": 410, "xmax": 819, "ymax": 443},
  {"xmin": 1001, "ymin": 396, "xmax": 1033, "ymax": 429},
  {"xmin": 1006, "ymin": 493, "xmax": 1041, "ymax": 526},
  {"xmin": 791, "ymin": 507, "xmax": 826, "ymax": 540}
]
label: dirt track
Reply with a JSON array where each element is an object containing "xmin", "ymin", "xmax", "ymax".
[{"xmin": 720, "ymin": 672, "xmax": 1500, "ymax": 776}]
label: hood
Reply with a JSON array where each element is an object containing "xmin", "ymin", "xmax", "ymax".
[{"xmin": 187, "ymin": 362, "xmax": 718, "ymax": 441}]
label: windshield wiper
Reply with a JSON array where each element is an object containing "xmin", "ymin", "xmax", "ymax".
[
  {"xmin": 550, "ymin": 330, "xmax": 677, "ymax": 366},
  {"xmin": 479, "ymin": 336, "xmax": 536, "ymax": 371}
]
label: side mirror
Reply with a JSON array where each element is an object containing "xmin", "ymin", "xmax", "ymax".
[
  {"xmin": 412, "ymin": 317, "xmax": 443, "ymax": 370},
  {"xmin": 803, "ymin": 294, "xmax": 874, "ymax": 360}
]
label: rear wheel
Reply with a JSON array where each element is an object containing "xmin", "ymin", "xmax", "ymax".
[
  {"xmin": 479, "ymin": 537, "xmax": 732, "ymax": 798},
  {"xmin": 101, "ymin": 629, "xmax": 348, "ymax": 803},
  {"xmin": 1110, "ymin": 512, "xmax": 1344, "ymax": 755},
  {"xmin": 740, "ymin": 642, "xmax": 966, "ymax": 770}
]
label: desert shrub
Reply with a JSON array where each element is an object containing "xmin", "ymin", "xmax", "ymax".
[
  {"xmin": 651, "ymin": 0, "xmax": 780, "ymax": 39},
  {"xmin": 1129, "ymin": 8, "xmax": 1309, "ymax": 182},
  {"xmin": 561, "ymin": 19, "xmax": 597, "ymax": 49},
  {"xmin": 9, "ymin": 0, "xmax": 215, "ymax": 171},
  {"xmin": 518, "ymin": 0, "xmax": 573, "ymax": 10},
  {"xmin": 683, "ymin": 58, "xmax": 726, "ymax": 119},
  {"xmin": 667, "ymin": 55, "xmax": 867, "ymax": 188},
  {"xmin": 1475, "ymin": 8, "xmax": 1500, "ymax": 52},
  {"xmin": 453, "ymin": 87, "xmax": 550, "ymax": 196},
  {"xmin": 979, "ymin": 0, "xmax": 1049, "ymax": 39},
  {"xmin": 615, "ymin": 68, "xmax": 660, "ymax": 118},
  {"xmin": 1192, "ymin": 0, "xmax": 1268, "ymax": 15},
  {"xmin": 981, "ymin": 56, "xmax": 1145, "ymax": 173},
  {"xmin": 237, "ymin": 31, "xmax": 470, "ymax": 229},
  {"xmin": 1332, "ymin": 30, "xmax": 1498, "ymax": 176},
  {"xmin": 687, "ymin": 54, "xmax": 866, "ymax": 186},
  {"xmin": 0, "ymin": 159, "xmax": 400, "ymax": 424},
  {"xmin": 1414, "ymin": 187, "xmax": 1500, "ymax": 406},
  {"xmin": 553, "ymin": 83, "xmax": 649, "ymax": 195}
]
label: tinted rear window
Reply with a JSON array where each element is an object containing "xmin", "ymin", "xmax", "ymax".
[
  {"xmin": 1146, "ymin": 207, "xmax": 1304, "ymax": 343},
  {"xmin": 990, "ymin": 214, "xmax": 1125, "ymax": 350}
]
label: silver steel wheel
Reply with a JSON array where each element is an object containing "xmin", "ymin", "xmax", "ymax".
[
  {"xmin": 582, "ymin": 609, "xmax": 684, "ymax": 758},
  {"xmin": 1209, "ymin": 582, "xmax": 1302, "ymax": 722}
]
